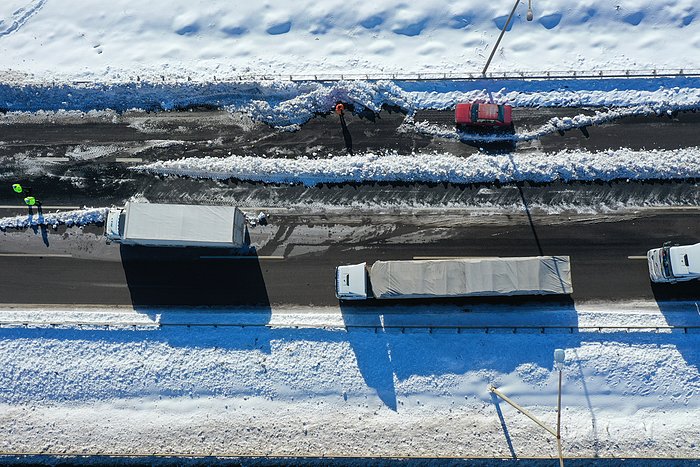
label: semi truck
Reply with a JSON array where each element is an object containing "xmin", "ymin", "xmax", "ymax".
[
  {"xmin": 104, "ymin": 202, "xmax": 246, "ymax": 248},
  {"xmin": 335, "ymin": 256, "xmax": 573, "ymax": 300},
  {"xmin": 647, "ymin": 242, "xmax": 700, "ymax": 283}
]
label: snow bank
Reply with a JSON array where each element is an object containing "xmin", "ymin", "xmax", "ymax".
[
  {"xmin": 134, "ymin": 148, "xmax": 700, "ymax": 186},
  {"xmin": 0, "ymin": 207, "xmax": 107, "ymax": 230},
  {"xmin": 1, "ymin": 0, "xmax": 700, "ymax": 81},
  {"xmin": 2, "ymin": 78, "xmax": 700, "ymax": 129}
]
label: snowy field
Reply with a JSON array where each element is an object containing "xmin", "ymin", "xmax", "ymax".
[
  {"xmin": 0, "ymin": 0, "xmax": 699, "ymax": 81},
  {"xmin": 0, "ymin": 303, "xmax": 699, "ymax": 458}
]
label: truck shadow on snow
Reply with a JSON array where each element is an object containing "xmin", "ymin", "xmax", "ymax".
[
  {"xmin": 651, "ymin": 282, "xmax": 700, "ymax": 377},
  {"xmin": 119, "ymin": 244, "xmax": 272, "ymax": 310},
  {"xmin": 339, "ymin": 295, "xmax": 579, "ymax": 412}
]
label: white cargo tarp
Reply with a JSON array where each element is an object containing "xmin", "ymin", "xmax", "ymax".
[
  {"xmin": 370, "ymin": 256, "xmax": 573, "ymax": 299},
  {"xmin": 123, "ymin": 202, "xmax": 245, "ymax": 247}
]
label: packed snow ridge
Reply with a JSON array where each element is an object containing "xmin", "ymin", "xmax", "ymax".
[
  {"xmin": 0, "ymin": 207, "xmax": 106, "ymax": 230},
  {"xmin": 134, "ymin": 147, "xmax": 700, "ymax": 186}
]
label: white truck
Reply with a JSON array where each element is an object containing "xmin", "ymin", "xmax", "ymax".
[
  {"xmin": 336, "ymin": 256, "xmax": 573, "ymax": 300},
  {"xmin": 647, "ymin": 242, "xmax": 700, "ymax": 283},
  {"xmin": 104, "ymin": 202, "xmax": 246, "ymax": 248}
]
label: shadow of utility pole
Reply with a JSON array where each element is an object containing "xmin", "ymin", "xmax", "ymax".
[
  {"xmin": 517, "ymin": 183, "xmax": 543, "ymax": 256},
  {"xmin": 508, "ymin": 153, "xmax": 543, "ymax": 256},
  {"xmin": 491, "ymin": 392, "xmax": 517, "ymax": 459}
]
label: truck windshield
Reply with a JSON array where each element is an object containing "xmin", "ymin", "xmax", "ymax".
[{"xmin": 661, "ymin": 246, "xmax": 674, "ymax": 278}]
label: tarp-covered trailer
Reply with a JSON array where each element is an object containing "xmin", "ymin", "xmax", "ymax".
[{"xmin": 336, "ymin": 256, "xmax": 573, "ymax": 300}]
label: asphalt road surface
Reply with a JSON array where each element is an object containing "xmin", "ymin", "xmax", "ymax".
[
  {"xmin": 1, "ymin": 108, "xmax": 699, "ymax": 210},
  {"xmin": 0, "ymin": 108, "xmax": 698, "ymax": 308},
  {"xmin": 0, "ymin": 209, "xmax": 697, "ymax": 307}
]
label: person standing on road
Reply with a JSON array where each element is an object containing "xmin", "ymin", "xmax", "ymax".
[
  {"xmin": 12, "ymin": 183, "xmax": 31, "ymax": 196},
  {"xmin": 13, "ymin": 183, "xmax": 39, "ymax": 206},
  {"xmin": 24, "ymin": 196, "xmax": 39, "ymax": 207}
]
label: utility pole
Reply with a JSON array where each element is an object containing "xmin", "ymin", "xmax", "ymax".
[
  {"xmin": 489, "ymin": 348, "xmax": 565, "ymax": 466},
  {"xmin": 554, "ymin": 348, "xmax": 565, "ymax": 467},
  {"xmin": 482, "ymin": 0, "xmax": 534, "ymax": 76}
]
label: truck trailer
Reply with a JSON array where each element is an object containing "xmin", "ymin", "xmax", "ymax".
[
  {"xmin": 336, "ymin": 256, "xmax": 573, "ymax": 300},
  {"xmin": 647, "ymin": 242, "xmax": 700, "ymax": 283},
  {"xmin": 104, "ymin": 202, "xmax": 246, "ymax": 248}
]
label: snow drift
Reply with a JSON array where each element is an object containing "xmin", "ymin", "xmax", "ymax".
[{"xmin": 1, "ymin": 0, "xmax": 700, "ymax": 81}]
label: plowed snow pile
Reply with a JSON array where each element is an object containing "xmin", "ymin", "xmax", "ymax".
[{"xmin": 0, "ymin": 0, "xmax": 698, "ymax": 81}]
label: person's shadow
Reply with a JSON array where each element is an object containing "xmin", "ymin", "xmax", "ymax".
[
  {"xmin": 28, "ymin": 204, "xmax": 50, "ymax": 247},
  {"xmin": 339, "ymin": 113, "xmax": 353, "ymax": 154}
]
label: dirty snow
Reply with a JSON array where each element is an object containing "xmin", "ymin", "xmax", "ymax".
[{"xmin": 0, "ymin": 207, "xmax": 107, "ymax": 230}]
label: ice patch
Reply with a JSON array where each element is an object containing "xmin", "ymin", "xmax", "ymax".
[{"xmin": 66, "ymin": 145, "xmax": 121, "ymax": 161}]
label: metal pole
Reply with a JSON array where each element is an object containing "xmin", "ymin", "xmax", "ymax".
[
  {"xmin": 556, "ymin": 369, "xmax": 564, "ymax": 467},
  {"xmin": 482, "ymin": 0, "xmax": 521, "ymax": 76},
  {"xmin": 488, "ymin": 385, "xmax": 557, "ymax": 437}
]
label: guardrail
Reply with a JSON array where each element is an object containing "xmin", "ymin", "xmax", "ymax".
[
  {"xmin": 283, "ymin": 69, "xmax": 700, "ymax": 82},
  {"xmin": 69, "ymin": 68, "xmax": 700, "ymax": 85},
  {"xmin": 1, "ymin": 452, "xmax": 698, "ymax": 462},
  {"xmin": 2, "ymin": 322, "xmax": 698, "ymax": 334}
]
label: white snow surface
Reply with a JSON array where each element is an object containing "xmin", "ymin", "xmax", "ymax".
[
  {"xmin": 134, "ymin": 147, "xmax": 700, "ymax": 186},
  {"xmin": 0, "ymin": 302, "xmax": 698, "ymax": 457},
  {"xmin": 0, "ymin": 207, "xmax": 106, "ymax": 230},
  {"xmin": 1, "ymin": 0, "xmax": 700, "ymax": 81}
]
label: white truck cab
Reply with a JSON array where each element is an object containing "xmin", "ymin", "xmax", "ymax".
[
  {"xmin": 335, "ymin": 263, "xmax": 369, "ymax": 300},
  {"xmin": 647, "ymin": 242, "xmax": 700, "ymax": 283},
  {"xmin": 104, "ymin": 208, "xmax": 125, "ymax": 242}
]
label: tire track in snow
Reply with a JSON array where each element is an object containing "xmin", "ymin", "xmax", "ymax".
[{"xmin": 0, "ymin": 0, "xmax": 46, "ymax": 37}]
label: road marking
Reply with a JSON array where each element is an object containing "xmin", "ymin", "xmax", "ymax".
[
  {"xmin": 0, "ymin": 253, "xmax": 72, "ymax": 258},
  {"xmin": 199, "ymin": 255, "xmax": 285, "ymax": 260},
  {"xmin": 115, "ymin": 157, "xmax": 143, "ymax": 163},
  {"xmin": 0, "ymin": 205, "xmax": 81, "ymax": 210},
  {"xmin": 40, "ymin": 157, "xmax": 70, "ymax": 162},
  {"xmin": 413, "ymin": 256, "xmax": 499, "ymax": 260},
  {"xmin": 627, "ymin": 256, "xmax": 648, "ymax": 260}
]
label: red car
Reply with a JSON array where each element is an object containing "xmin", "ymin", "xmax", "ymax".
[{"xmin": 455, "ymin": 102, "xmax": 513, "ymax": 127}]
